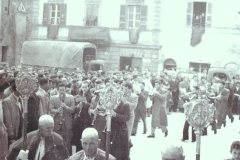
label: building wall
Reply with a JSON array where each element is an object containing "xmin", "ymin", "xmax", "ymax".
[
  {"xmin": 28, "ymin": 0, "xmax": 162, "ymax": 73},
  {"xmin": 160, "ymin": 0, "xmax": 240, "ymax": 72},
  {"xmin": 1, "ymin": 0, "xmax": 40, "ymax": 66}
]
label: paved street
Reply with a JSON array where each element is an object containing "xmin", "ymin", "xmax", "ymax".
[{"xmin": 130, "ymin": 112, "xmax": 240, "ymax": 160}]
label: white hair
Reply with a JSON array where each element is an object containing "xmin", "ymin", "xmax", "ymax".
[
  {"xmin": 39, "ymin": 114, "xmax": 54, "ymax": 126},
  {"xmin": 82, "ymin": 128, "xmax": 99, "ymax": 140},
  {"xmin": 161, "ymin": 144, "xmax": 184, "ymax": 160}
]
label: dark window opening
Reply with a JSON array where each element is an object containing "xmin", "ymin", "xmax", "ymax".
[
  {"xmin": 2, "ymin": 46, "xmax": 8, "ymax": 62},
  {"xmin": 192, "ymin": 2, "xmax": 206, "ymax": 27}
]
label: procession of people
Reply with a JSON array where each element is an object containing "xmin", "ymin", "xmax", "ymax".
[{"xmin": 0, "ymin": 64, "xmax": 239, "ymax": 160}]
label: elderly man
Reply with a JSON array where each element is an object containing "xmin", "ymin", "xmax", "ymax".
[
  {"xmin": 49, "ymin": 83, "xmax": 75, "ymax": 153},
  {"xmin": 7, "ymin": 115, "xmax": 69, "ymax": 160},
  {"xmin": 69, "ymin": 128, "xmax": 116, "ymax": 160},
  {"xmin": 161, "ymin": 144, "xmax": 185, "ymax": 160}
]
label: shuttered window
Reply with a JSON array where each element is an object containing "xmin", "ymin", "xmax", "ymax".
[
  {"xmin": 206, "ymin": 2, "xmax": 212, "ymax": 27},
  {"xmin": 119, "ymin": 5, "xmax": 148, "ymax": 29},
  {"xmin": 85, "ymin": 4, "xmax": 99, "ymax": 26},
  {"xmin": 186, "ymin": 2, "xmax": 193, "ymax": 26},
  {"xmin": 42, "ymin": 3, "xmax": 67, "ymax": 26}
]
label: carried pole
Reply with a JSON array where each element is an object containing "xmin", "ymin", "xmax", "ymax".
[
  {"xmin": 184, "ymin": 96, "xmax": 215, "ymax": 160},
  {"xmin": 99, "ymin": 82, "xmax": 123, "ymax": 160},
  {"xmin": 15, "ymin": 72, "xmax": 38, "ymax": 150}
]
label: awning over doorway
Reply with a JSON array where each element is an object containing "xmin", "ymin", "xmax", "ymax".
[{"xmin": 68, "ymin": 26, "xmax": 109, "ymax": 44}]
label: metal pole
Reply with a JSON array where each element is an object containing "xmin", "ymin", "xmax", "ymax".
[
  {"xmin": 105, "ymin": 112, "xmax": 111, "ymax": 160},
  {"xmin": 195, "ymin": 130, "xmax": 201, "ymax": 160}
]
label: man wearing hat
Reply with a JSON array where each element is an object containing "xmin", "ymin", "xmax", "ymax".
[{"xmin": 36, "ymin": 78, "xmax": 50, "ymax": 115}]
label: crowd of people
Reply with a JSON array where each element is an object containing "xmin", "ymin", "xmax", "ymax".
[{"xmin": 0, "ymin": 64, "xmax": 240, "ymax": 160}]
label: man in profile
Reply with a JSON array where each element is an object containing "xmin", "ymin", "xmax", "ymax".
[
  {"xmin": 69, "ymin": 128, "xmax": 116, "ymax": 160},
  {"xmin": 161, "ymin": 144, "xmax": 185, "ymax": 160},
  {"xmin": 7, "ymin": 115, "xmax": 69, "ymax": 160}
]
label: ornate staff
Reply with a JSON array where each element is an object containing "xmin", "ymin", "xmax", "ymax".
[
  {"xmin": 100, "ymin": 82, "xmax": 123, "ymax": 160},
  {"xmin": 15, "ymin": 72, "xmax": 38, "ymax": 150},
  {"xmin": 184, "ymin": 95, "xmax": 215, "ymax": 160}
]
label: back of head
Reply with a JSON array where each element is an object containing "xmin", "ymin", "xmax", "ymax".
[{"xmin": 161, "ymin": 144, "xmax": 185, "ymax": 160}]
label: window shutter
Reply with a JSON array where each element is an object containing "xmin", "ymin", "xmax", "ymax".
[
  {"xmin": 186, "ymin": 2, "xmax": 193, "ymax": 26},
  {"xmin": 119, "ymin": 5, "xmax": 127, "ymax": 29},
  {"xmin": 140, "ymin": 5, "xmax": 148, "ymax": 29},
  {"xmin": 43, "ymin": 3, "xmax": 50, "ymax": 26},
  {"xmin": 206, "ymin": 2, "xmax": 212, "ymax": 27},
  {"xmin": 60, "ymin": 3, "xmax": 67, "ymax": 25}
]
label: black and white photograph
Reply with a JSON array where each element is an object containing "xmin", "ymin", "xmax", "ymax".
[{"xmin": 0, "ymin": 0, "xmax": 240, "ymax": 159}]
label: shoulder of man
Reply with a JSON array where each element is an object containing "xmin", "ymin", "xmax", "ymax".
[{"xmin": 96, "ymin": 149, "xmax": 116, "ymax": 160}]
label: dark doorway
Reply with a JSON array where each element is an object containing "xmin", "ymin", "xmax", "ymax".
[
  {"xmin": 2, "ymin": 46, "xmax": 8, "ymax": 62},
  {"xmin": 192, "ymin": 2, "xmax": 206, "ymax": 27},
  {"xmin": 120, "ymin": 57, "xmax": 132, "ymax": 71},
  {"xmin": 83, "ymin": 48, "xmax": 96, "ymax": 62},
  {"xmin": 163, "ymin": 58, "xmax": 177, "ymax": 71}
]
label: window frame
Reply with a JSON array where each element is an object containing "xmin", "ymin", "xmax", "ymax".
[
  {"xmin": 50, "ymin": 3, "xmax": 61, "ymax": 25},
  {"xmin": 85, "ymin": 3, "xmax": 101, "ymax": 27},
  {"xmin": 128, "ymin": 5, "xmax": 141, "ymax": 29}
]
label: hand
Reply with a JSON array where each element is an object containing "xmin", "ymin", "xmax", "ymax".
[
  {"xmin": 17, "ymin": 150, "xmax": 29, "ymax": 160},
  {"xmin": 61, "ymin": 103, "xmax": 67, "ymax": 109}
]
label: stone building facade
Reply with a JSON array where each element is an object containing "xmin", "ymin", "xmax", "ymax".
[
  {"xmin": 1, "ymin": 0, "xmax": 163, "ymax": 73},
  {"xmin": 1, "ymin": 0, "xmax": 40, "ymax": 66},
  {"xmin": 159, "ymin": 0, "xmax": 240, "ymax": 74}
]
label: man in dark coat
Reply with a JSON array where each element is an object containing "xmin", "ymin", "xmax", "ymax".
[
  {"xmin": 169, "ymin": 75, "xmax": 179, "ymax": 112},
  {"xmin": 110, "ymin": 101, "xmax": 130, "ymax": 160},
  {"xmin": 27, "ymin": 92, "xmax": 41, "ymax": 133},
  {"xmin": 131, "ymin": 81, "xmax": 149, "ymax": 135},
  {"xmin": 7, "ymin": 115, "xmax": 69, "ymax": 160},
  {"xmin": 225, "ymin": 81, "xmax": 234, "ymax": 122},
  {"xmin": 232, "ymin": 82, "xmax": 240, "ymax": 115}
]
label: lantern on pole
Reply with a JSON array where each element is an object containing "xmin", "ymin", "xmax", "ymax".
[
  {"xmin": 184, "ymin": 95, "xmax": 215, "ymax": 160},
  {"xmin": 99, "ymin": 81, "xmax": 123, "ymax": 160},
  {"xmin": 15, "ymin": 72, "xmax": 38, "ymax": 150}
]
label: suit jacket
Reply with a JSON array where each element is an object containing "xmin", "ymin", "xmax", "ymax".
[
  {"xmin": 169, "ymin": 79, "xmax": 179, "ymax": 92},
  {"xmin": 36, "ymin": 87, "xmax": 49, "ymax": 115},
  {"xmin": 136, "ymin": 89, "xmax": 149, "ymax": 112},
  {"xmin": 124, "ymin": 92, "xmax": 138, "ymax": 117},
  {"xmin": 68, "ymin": 148, "xmax": 116, "ymax": 160},
  {"xmin": 2, "ymin": 93, "xmax": 22, "ymax": 138},
  {"xmin": 49, "ymin": 94, "xmax": 75, "ymax": 130},
  {"xmin": 79, "ymin": 89, "xmax": 92, "ymax": 104},
  {"xmin": 7, "ymin": 130, "xmax": 69, "ymax": 160}
]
